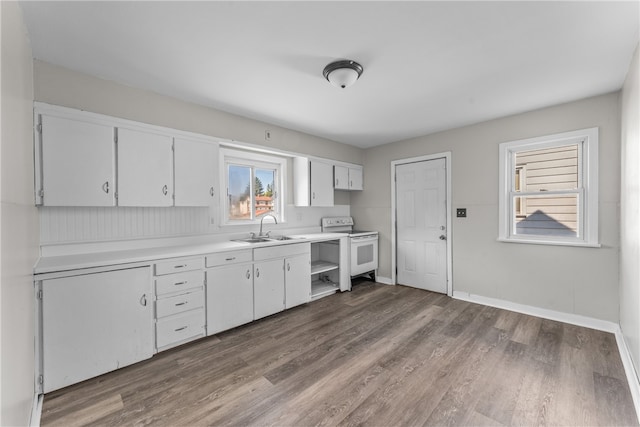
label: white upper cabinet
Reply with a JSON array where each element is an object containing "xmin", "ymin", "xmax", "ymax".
[
  {"xmin": 294, "ymin": 157, "xmax": 334, "ymax": 207},
  {"xmin": 174, "ymin": 138, "xmax": 218, "ymax": 207},
  {"xmin": 334, "ymin": 164, "xmax": 363, "ymax": 191},
  {"xmin": 334, "ymin": 165, "xmax": 349, "ymax": 190},
  {"xmin": 310, "ymin": 160, "xmax": 334, "ymax": 206},
  {"xmin": 348, "ymin": 165, "xmax": 363, "ymax": 190},
  {"xmin": 117, "ymin": 127, "xmax": 174, "ymax": 207},
  {"xmin": 39, "ymin": 115, "xmax": 116, "ymax": 206}
]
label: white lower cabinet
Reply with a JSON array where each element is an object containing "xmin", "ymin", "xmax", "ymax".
[
  {"xmin": 154, "ymin": 257, "xmax": 206, "ymax": 352},
  {"xmin": 39, "ymin": 267, "xmax": 153, "ymax": 393},
  {"xmin": 37, "ymin": 242, "xmax": 313, "ymax": 392},
  {"xmin": 205, "ymin": 249, "xmax": 254, "ymax": 336},
  {"xmin": 285, "ymin": 253, "xmax": 312, "ymax": 309},
  {"xmin": 254, "ymin": 258, "xmax": 287, "ymax": 320},
  {"xmin": 254, "ymin": 243, "xmax": 311, "ymax": 319}
]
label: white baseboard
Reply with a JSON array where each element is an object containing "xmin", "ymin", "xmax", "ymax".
[
  {"xmin": 376, "ymin": 276, "xmax": 394, "ymax": 285},
  {"xmin": 452, "ymin": 290, "xmax": 618, "ymax": 332},
  {"xmin": 614, "ymin": 327, "xmax": 640, "ymax": 425},
  {"xmin": 452, "ymin": 290, "xmax": 640, "ymax": 424},
  {"xmin": 29, "ymin": 393, "xmax": 42, "ymax": 427}
]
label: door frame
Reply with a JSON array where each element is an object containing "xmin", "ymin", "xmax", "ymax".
[{"xmin": 391, "ymin": 152, "xmax": 453, "ymax": 296}]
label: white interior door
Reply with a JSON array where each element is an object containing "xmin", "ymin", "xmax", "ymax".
[{"xmin": 396, "ymin": 158, "xmax": 447, "ymax": 293}]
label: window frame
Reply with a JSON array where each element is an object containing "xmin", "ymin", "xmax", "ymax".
[
  {"xmin": 498, "ymin": 127, "xmax": 599, "ymax": 247},
  {"xmin": 219, "ymin": 147, "xmax": 287, "ymax": 226}
]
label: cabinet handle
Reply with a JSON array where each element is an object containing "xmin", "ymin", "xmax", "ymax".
[
  {"xmin": 210, "ymin": 187, "xmax": 215, "ymax": 197},
  {"xmin": 312, "ymin": 192, "xmax": 315, "ymax": 199},
  {"xmin": 256, "ymin": 268, "xmax": 260, "ymax": 278},
  {"xmin": 246, "ymin": 269, "xmax": 250, "ymax": 279},
  {"xmin": 174, "ymin": 281, "xmax": 186, "ymax": 286},
  {"xmin": 162, "ymin": 185, "xmax": 168, "ymax": 195},
  {"xmin": 175, "ymin": 301, "xmax": 188, "ymax": 307},
  {"xmin": 140, "ymin": 294, "xmax": 147, "ymax": 307},
  {"xmin": 336, "ymin": 179, "xmax": 339, "ymax": 186},
  {"xmin": 174, "ymin": 264, "xmax": 187, "ymax": 269},
  {"xmin": 102, "ymin": 181, "xmax": 109, "ymax": 194},
  {"xmin": 350, "ymin": 180, "xmax": 353, "ymax": 187},
  {"xmin": 174, "ymin": 326, "xmax": 188, "ymax": 332},
  {"xmin": 225, "ymin": 257, "xmax": 236, "ymax": 261},
  {"xmin": 287, "ymin": 263, "xmax": 291, "ymax": 271}
]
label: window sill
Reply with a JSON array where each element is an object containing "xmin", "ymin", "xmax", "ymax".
[{"xmin": 497, "ymin": 237, "xmax": 601, "ymax": 248}]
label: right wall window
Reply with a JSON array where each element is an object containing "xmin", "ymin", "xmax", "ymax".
[{"xmin": 498, "ymin": 127, "xmax": 599, "ymax": 247}]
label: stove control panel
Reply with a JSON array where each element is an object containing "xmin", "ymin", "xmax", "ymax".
[{"xmin": 321, "ymin": 216, "xmax": 355, "ymax": 230}]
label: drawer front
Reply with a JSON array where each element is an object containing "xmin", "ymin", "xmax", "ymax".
[
  {"xmin": 155, "ymin": 257, "xmax": 204, "ymax": 276},
  {"xmin": 156, "ymin": 309, "xmax": 205, "ymax": 349},
  {"xmin": 254, "ymin": 242, "xmax": 311, "ymax": 261},
  {"xmin": 155, "ymin": 270, "xmax": 204, "ymax": 296},
  {"xmin": 156, "ymin": 290, "xmax": 204, "ymax": 319},
  {"xmin": 206, "ymin": 250, "xmax": 252, "ymax": 268}
]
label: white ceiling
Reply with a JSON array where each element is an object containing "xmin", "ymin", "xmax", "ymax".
[{"xmin": 19, "ymin": 1, "xmax": 640, "ymax": 149}]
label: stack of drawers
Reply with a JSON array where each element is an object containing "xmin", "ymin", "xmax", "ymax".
[{"xmin": 154, "ymin": 257, "xmax": 206, "ymax": 352}]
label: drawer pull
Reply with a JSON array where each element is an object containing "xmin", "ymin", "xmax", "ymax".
[
  {"xmin": 256, "ymin": 268, "xmax": 260, "ymax": 278},
  {"xmin": 246, "ymin": 269, "xmax": 251, "ymax": 279},
  {"xmin": 175, "ymin": 301, "xmax": 188, "ymax": 307},
  {"xmin": 174, "ymin": 326, "xmax": 188, "ymax": 332},
  {"xmin": 174, "ymin": 264, "xmax": 187, "ymax": 269},
  {"xmin": 140, "ymin": 294, "xmax": 147, "ymax": 307},
  {"xmin": 225, "ymin": 257, "xmax": 236, "ymax": 261},
  {"xmin": 174, "ymin": 281, "xmax": 187, "ymax": 286}
]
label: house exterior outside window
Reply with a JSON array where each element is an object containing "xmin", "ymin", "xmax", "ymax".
[{"xmin": 498, "ymin": 128, "xmax": 599, "ymax": 247}]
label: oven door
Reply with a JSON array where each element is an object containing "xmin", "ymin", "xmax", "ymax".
[{"xmin": 350, "ymin": 235, "xmax": 378, "ymax": 276}]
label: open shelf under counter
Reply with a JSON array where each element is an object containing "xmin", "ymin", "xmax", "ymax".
[
  {"xmin": 311, "ymin": 260, "xmax": 339, "ymax": 275},
  {"xmin": 311, "ymin": 280, "xmax": 339, "ymax": 300}
]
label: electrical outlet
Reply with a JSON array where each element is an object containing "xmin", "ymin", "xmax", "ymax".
[{"xmin": 456, "ymin": 208, "xmax": 467, "ymax": 218}]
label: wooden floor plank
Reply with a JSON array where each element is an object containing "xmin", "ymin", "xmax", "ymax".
[{"xmin": 41, "ymin": 283, "xmax": 638, "ymax": 427}]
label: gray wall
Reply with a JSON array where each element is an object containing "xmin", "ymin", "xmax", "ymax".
[
  {"xmin": 620, "ymin": 43, "xmax": 640, "ymax": 376},
  {"xmin": 34, "ymin": 61, "xmax": 362, "ymax": 166},
  {"xmin": 1, "ymin": 2, "xmax": 39, "ymax": 425},
  {"xmin": 352, "ymin": 92, "xmax": 621, "ymax": 322}
]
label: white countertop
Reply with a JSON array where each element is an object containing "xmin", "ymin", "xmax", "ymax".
[{"xmin": 34, "ymin": 232, "xmax": 347, "ymax": 275}]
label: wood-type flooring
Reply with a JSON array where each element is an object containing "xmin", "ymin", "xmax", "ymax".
[{"xmin": 41, "ymin": 283, "xmax": 638, "ymax": 426}]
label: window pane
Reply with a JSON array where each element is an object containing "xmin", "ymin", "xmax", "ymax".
[
  {"xmin": 255, "ymin": 168, "xmax": 275, "ymax": 217},
  {"xmin": 514, "ymin": 194, "xmax": 578, "ymax": 237},
  {"xmin": 228, "ymin": 165, "xmax": 251, "ymax": 220},
  {"xmin": 514, "ymin": 144, "xmax": 578, "ymax": 192}
]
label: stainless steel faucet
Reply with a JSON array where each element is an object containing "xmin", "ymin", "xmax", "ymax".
[{"xmin": 258, "ymin": 214, "xmax": 278, "ymax": 237}]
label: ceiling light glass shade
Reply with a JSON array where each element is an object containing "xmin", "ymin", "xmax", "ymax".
[{"xmin": 323, "ymin": 60, "xmax": 363, "ymax": 89}]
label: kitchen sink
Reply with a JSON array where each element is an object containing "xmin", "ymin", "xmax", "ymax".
[
  {"xmin": 232, "ymin": 235, "xmax": 301, "ymax": 244},
  {"xmin": 268, "ymin": 235, "xmax": 296, "ymax": 241},
  {"xmin": 232, "ymin": 237, "xmax": 272, "ymax": 244}
]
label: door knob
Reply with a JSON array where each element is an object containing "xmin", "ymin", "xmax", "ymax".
[{"xmin": 439, "ymin": 235, "xmax": 447, "ymax": 241}]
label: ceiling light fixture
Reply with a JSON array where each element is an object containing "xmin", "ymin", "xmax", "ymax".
[{"xmin": 323, "ymin": 60, "xmax": 363, "ymax": 89}]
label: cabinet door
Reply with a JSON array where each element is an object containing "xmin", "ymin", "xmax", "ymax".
[
  {"xmin": 117, "ymin": 128, "xmax": 173, "ymax": 206},
  {"xmin": 349, "ymin": 166, "xmax": 364, "ymax": 190},
  {"xmin": 334, "ymin": 165, "xmax": 349, "ymax": 190},
  {"xmin": 206, "ymin": 263, "xmax": 254, "ymax": 335},
  {"xmin": 40, "ymin": 115, "xmax": 116, "ymax": 206},
  {"xmin": 174, "ymin": 138, "xmax": 218, "ymax": 207},
  {"xmin": 253, "ymin": 259, "xmax": 285, "ymax": 320},
  {"xmin": 310, "ymin": 160, "xmax": 334, "ymax": 206},
  {"xmin": 285, "ymin": 253, "xmax": 311, "ymax": 309},
  {"xmin": 41, "ymin": 267, "xmax": 153, "ymax": 393}
]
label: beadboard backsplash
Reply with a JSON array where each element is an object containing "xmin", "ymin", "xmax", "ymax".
[{"xmin": 39, "ymin": 205, "xmax": 349, "ymax": 244}]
